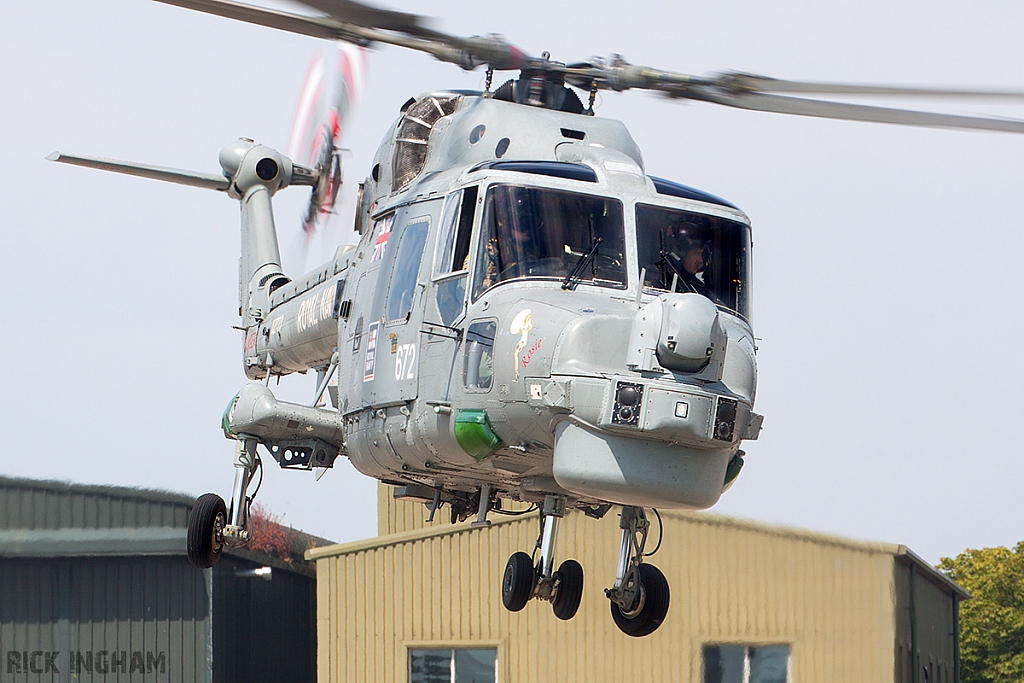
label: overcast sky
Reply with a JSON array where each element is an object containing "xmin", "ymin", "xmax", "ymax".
[{"xmin": 3, "ymin": 0, "xmax": 1023, "ymax": 564}]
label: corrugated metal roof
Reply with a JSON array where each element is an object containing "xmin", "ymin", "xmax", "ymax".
[
  {"xmin": 0, "ymin": 475, "xmax": 192, "ymax": 531},
  {"xmin": 896, "ymin": 545, "xmax": 970, "ymax": 599},
  {"xmin": 0, "ymin": 476, "xmax": 325, "ymax": 574},
  {"xmin": 0, "ymin": 526, "xmax": 186, "ymax": 556},
  {"xmin": 310, "ymin": 508, "xmax": 904, "ymax": 560}
]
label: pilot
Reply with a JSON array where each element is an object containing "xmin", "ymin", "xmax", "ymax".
[
  {"xmin": 662, "ymin": 224, "xmax": 714, "ymax": 299},
  {"xmin": 681, "ymin": 240, "xmax": 707, "ymax": 276},
  {"xmin": 504, "ymin": 219, "xmax": 542, "ymax": 272},
  {"xmin": 482, "ymin": 206, "xmax": 544, "ymax": 286}
]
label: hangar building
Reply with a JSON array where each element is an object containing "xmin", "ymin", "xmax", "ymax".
[
  {"xmin": 0, "ymin": 476, "xmax": 318, "ymax": 683},
  {"xmin": 307, "ymin": 485, "xmax": 966, "ymax": 683}
]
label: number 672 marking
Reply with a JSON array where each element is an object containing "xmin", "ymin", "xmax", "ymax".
[{"xmin": 395, "ymin": 343, "xmax": 417, "ymax": 380}]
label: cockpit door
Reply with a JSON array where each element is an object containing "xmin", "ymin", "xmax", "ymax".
[{"xmin": 419, "ymin": 186, "xmax": 478, "ymax": 404}]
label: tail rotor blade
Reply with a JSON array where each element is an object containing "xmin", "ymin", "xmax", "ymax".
[{"xmin": 286, "ymin": 43, "xmax": 368, "ymax": 271}]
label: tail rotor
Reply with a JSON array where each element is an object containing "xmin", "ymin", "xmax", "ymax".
[{"xmin": 287, "ymin": 43, "xmax": 367, "ymax": 258}]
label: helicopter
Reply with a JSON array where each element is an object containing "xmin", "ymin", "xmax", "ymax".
[{"xmin": 47, "ymin": 0, "xmax": 1024, "ymax": 638}]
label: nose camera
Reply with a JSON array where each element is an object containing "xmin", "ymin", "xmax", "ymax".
[{"xmin": 612, "ymin": 381, "xmax": 644, "ymax": 426}]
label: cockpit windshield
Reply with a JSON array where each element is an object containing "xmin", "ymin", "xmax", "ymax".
[
  {"xmin": 472, "ymin": 185, "xmax": 626, "ymax": 299},
  {"xmin": 636, "ymin": 204, "xmax": 751, "ymax": 319}
]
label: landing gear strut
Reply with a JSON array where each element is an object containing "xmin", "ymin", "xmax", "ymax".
[
  {"xmin": 605, "ymin": 506, "xmax": 670, "ymax": 637},
  {"xmin": 186, "ymin": 436, "xmax": 259, "ymax": 569},
  {"xmin": 500, "ymin": 495, "xmax": 585, "ymax": 620}
]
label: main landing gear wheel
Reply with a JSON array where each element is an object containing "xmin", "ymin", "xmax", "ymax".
[
  {"xmin": 502, "ymin": 551, "xmax": 534, "ymax": 612},
  {"xmin": 610, "ymin": 564, "xmax": 670, "ymax": 637},
  {"xmin": 551, "ymin": 559, "xmax": 584, "ymax": 621},
  {"xmin": 187, "ymin": 493, "xmax": 227, "ymax": 569},
  {"xmin": 502, "ymin": 495, "xmax": 574, "ymax": 618}
]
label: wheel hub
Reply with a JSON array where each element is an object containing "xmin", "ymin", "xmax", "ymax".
[
  {"xmin": 211, "ymin": 512, "xmax": 226, "ymax": 555},
  {"xmin": 618, "ymin": 580, "xmax": 646, "ymax": 618}
]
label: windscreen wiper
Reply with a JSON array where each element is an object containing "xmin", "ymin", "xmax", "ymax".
[{"xmin": 561, "ymin": 237, "xmax": 603, "ymax": 291}]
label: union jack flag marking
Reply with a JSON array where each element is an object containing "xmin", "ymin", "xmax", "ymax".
[{"xmin": 371, "ymin": 215, "xmax": 394, "ymax": 262}]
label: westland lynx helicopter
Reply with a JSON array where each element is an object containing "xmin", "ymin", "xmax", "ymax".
[{"xmin": 50, "ymin": 0, "xmax": 1024, "ymax": 637}]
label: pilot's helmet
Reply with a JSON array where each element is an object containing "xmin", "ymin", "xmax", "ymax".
[
  {"xmin": 666, "ymin": 221, "xmax": 703, "ymax": 250},
  {"xmin": 681, "ymin": 237, "xmax": 711, "ymax": 254},
  {"xmin": 511, "ymin": 196, "xmax": 542, "ymax": 233}
]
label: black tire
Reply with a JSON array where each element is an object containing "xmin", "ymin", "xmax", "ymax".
[
  {"xmin": 551, "ymin": 559, "xmax": 584, "ymax": 621},
  {"xmin": 502, "ymin": 552, "xmax": 535, "ymax": 612},
  {"xmin": 610, "ymin": 563, "xmax": 671, "ymax": 637},
  {"xmin": 187, "ymin": 493, "xmax": 227, "ymax": 569}
]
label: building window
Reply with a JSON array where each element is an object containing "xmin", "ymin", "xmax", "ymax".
[
  {"xmin": 702, "ymin": 644, "xmax": 789, "ymax": 683},
  {"xmin": 409, "ymin": 648, "xmax": 496, "ymax": 683}
]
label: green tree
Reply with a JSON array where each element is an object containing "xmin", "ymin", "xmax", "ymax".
[{"xmin": 939, "ymin": 542, "xmax": 1024, "ymax": 683}]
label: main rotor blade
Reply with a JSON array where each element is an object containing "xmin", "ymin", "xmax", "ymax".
[
  {"xmin": 154, "ymin": 0, "xmax": 526, "ymax": 70},
  {"xmin": 155, "ymin": 0, "xmax": 368, "ymax": 42},
  {"xmin": 717, "ymin": 72, "xmax": 1024, "ymax": 100},
  {"xmin": 294, "ymin": 0, "xmax": 427, "ymax": 35},
  {"xmin": 287, "ymin": 0, "xmax": 529, "ymax": 68},
  {"xmin": 565, "ymin": 60, "xmax": 1024, "ymax": 133},
  {"xmin": 47, "ymin": 152, "xmax": 231, "ymax": 191},
  {"xmin": 689, "ymin": 89, "xmax": 1024, "ymax": 133},
  {"xmin": 158, "ymin": 0, "xmax": 425, "ymax": 39}
]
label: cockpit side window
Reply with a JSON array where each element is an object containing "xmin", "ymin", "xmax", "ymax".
[
  {"xmin": 434, "ymin": 192, "xmax": 464, "ymax": 277},
  {"xmin": 451, "ymin": 186, "xmax": 477, "ymax": 272},
  {"xmin": 435, "ymin": 186, "xmax": 478, "ymax": 276},
  {"xmin": 636, "ymin": 204, "xmax": 751, "ymax": 319},
  {"xmin": 433, "ymin": 187, "xmax": 478, "ymax": 326},
  {"xmin": 471, "ymin": 184, "xmax": 626, "ymax": 299}
]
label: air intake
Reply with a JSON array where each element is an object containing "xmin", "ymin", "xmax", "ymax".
[{"xmin": 392, "ymin": 95, "xmax": 459, "ymax": 192}]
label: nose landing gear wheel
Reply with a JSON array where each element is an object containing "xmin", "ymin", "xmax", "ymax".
[
  {"xmin": 502, "ymin": 551, "xmax": 535, "ymax": 612},
  {"xmin": 187, "ymin": 493, "xmax": 227, "ymax": 569},
  {"xmin": 551, "ymin": 559, "xmax": 584, "ymax": 620},
  {"xmin": 610, "ymin": 564, "xmax": 670, "ymax": 637}
]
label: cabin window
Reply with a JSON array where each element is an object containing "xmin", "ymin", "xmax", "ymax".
[
  {"xmin": 409, "ymin": 648, "xmax": 496, "ymax": 683},
  {"xmin": 702, "ymin": 644, "xmax": 789, "ymax": 683},
  {"xmin": 385, "ymin": 217, "xmax": 430, "ymax": 322},
  {"xmin": 463, "ymin": 320, "xmax": 496, "ymax": 390},
  {"xmin": 636, "ymin": 204, "xmax": 752, "ymax": 320},
  {"xmin": 471, "ymin": 184, "xmax": 626, "ymax": 299}
]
